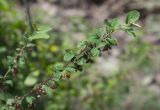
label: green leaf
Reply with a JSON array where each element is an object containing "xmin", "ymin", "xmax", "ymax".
[
  {"xmin": 65, "ymin": 67, "xmax": 76, "ymax": 73},
  {"xmin": 29, "ymin": 25, "xmax": 52, "ymax": 41},
  {"xmin": 36, "ymin": 25, "xmax": 52, "ymax": 33},
  {"xmin": 29, "ymin": 33, "xmax": 50, "ymax": 41},
  {"xmin": 24, "ymin": 75, "xmax": 37, "ymax": 86},
  {"xmin": 91, "ymin": 48, "xmax": 101, "ymax": 57},
  {"xmin": 26, "ymin": 96, "xmax": 36, "ymax": 105},
  {"xmin": 97, "ymin": 41, "xmax": 106, "ymax": 48},
  {"xmin": 96, "ymin": 27, "xmax": 106, "ymax": 37},
  {"xmin": 105, "ymin": 18, "xmax": 121, "ymax": 30},
  {"xmin": 43, "ymin": 85, "xmax": 53, "ymax": 96},
  {"xmin": 19, "ymin": 57, "xmax": 25, "ymax": 66},
  {"xmin": 64, "ymin": 50, "xmax": 75, "ymax": 61},
  {"xmin": 77, "ymin": 41, "xmax": 88, "ymax": 48},
  {"xmin": 125, "ymin": 28, "xmax": 137, "ymax": 37},
  {"xmin": 109, "ymin": 18, "xmax": 121, "ymax": 30},
  {"xmin": 7, "ymin": 99, "xmax": 15, "ymax": 106},
  {"xmin": 77, "ymin": 58, "xmax": 86, "ymax": 65},
  {"xmin": 7, "ymin": 56, "xmax": 14, "ymax": 66},
  {"xmin": 53, "ymin": 63, "xmax": 64, "ymax": 72},
  {"xmin": 88, "ymin": 34, "xmax": 99, "ymax": 42},
  {"xmin": 126, "ymin": 10, "xmax": 140, "ymax": 24},
  {"xmin": 0, "ymin": 47, "xmax": 6, "ymax": 53},
  {"xmin": 4, "ymin": 80, "xmax": 13, "ymax": 86},
  {"xmin": 107, "ymin": 38, "xmax": 117, "ymax": 46},
  {"xmin": 53, "ymin": 71, "xmax": 62, "ymax": 81},
  {"xmin": 52, "ymin": 63, "xmax": 64, "ymax": 81}
]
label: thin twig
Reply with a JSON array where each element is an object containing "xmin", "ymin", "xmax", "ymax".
[
  {"xmin": 23, "ymin": 0, "xmax": 34, "ymax": 33},
  {"xmin": 4, "ymin": 69, "xmax": 11, "ymax": 78}
]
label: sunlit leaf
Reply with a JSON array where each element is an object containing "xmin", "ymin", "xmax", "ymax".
[
  {"xmin": 91, "ymin": 48, "xmax": 101, "ymax": 57},
  {"xmin": 65, "ymin": 67, "xmax": 76, "ymax": 73},
  {"xmin": 125, "ymin": 28, "xmax": 137, "ymax": 37},
  {"xmin": 105, "ymin": 18, "xmax": 121, "ymax": 30},
  {"xmin": 126, "ymin": 10, "xmax": 140, "ymax": 24},
  {"xmin": 107, "ymin": 38, "xmax": 118, "ymax": 45},
  {"xmin": 36, "ymin": 25, "xmax": 52, "ymax": 33},
  {"xmin": 4, "ymin": 80, "xmax": 13, "ymax": 86},
  {"xmin": 26, "ymin": 96, "xmax": 36, "ymax": 105},
  {"xmin": 77, "ymin": 58, "xmax": 86, "ymax": 65},
  {"xmin": 64, "ymin": 50, "xmax": 75, "ymax": 61},
  {"xmin": 88, "ymin": 34, "xmax": 99, "ymax": 42},
  {"xmin": 7, "ymin": 99, "xmax": 15, "ymax": 106},
  {"xmin": 29, "ymin": 33, "xmax": 50, "ymax": 41},
  {"xmin": 24, "ymin": 75, "xmax": 37, "ymax": 86},
  {"xmin": 7, "ymin": 56, "xmax": 14, "ymax": 66}
]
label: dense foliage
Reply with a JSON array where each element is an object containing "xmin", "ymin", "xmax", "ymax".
[
  {"xmin": 2, "ymin": 1, "xmax": 160, "ymax": 110},
  {"xmin": 0, "ymin": 1, "xmax": 140, "ymax": 109}
]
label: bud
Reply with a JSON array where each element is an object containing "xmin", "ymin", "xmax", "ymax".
[{"xmin": 132, "ymin": 23, "xmax": 141, "ymax": 28}]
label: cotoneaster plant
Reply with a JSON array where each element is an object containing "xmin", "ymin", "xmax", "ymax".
[{"xmin": 1, "ymin": 10, "xmax": 140, "ymax": 110}]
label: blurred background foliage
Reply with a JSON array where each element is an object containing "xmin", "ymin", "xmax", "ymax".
[{"xmin": 0, "ymin": 0, "xmax": 160, "ymax": 110}]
